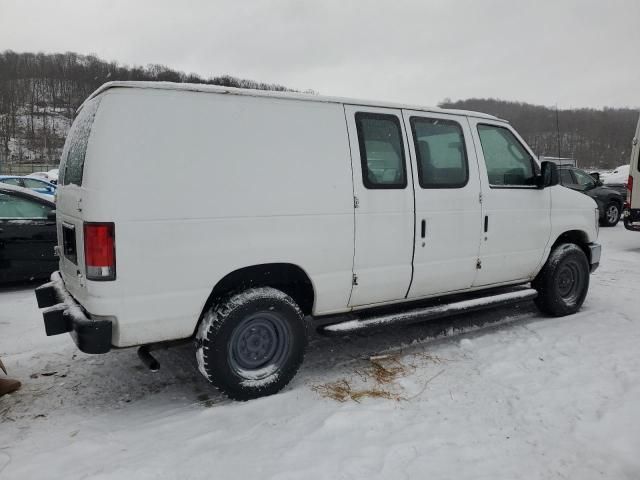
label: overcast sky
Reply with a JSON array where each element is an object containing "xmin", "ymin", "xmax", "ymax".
[{"xmin": 1, "ymin": 0, "xmax": 638, "ymax": 109}]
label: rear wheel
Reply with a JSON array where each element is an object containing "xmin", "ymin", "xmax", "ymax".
[
  {"xmin": 195, "ymin": 287, "xmax": 307, "ymax": 400},
  {"xmin": 533, "ymin": 243, "xmax": 590, "ymax": 316},
  {"xmin": 601, "ymin": 202, "xmax": 621, "ymax": 227}
]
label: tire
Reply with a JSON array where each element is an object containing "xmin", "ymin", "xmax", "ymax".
[
  {"xmin": 195, "ymin": 287, "xmax": 307, "ymax": 400},
  {"xmin": 601, "ymin": 202, "xmax": 621, "ymax": 227},
  {"xmin": 533, "ymin": 243, "xmax": 590, "ymax": 317}
]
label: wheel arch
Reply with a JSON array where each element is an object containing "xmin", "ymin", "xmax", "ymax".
[
  {"xmin": 194, "ymin": 263, "xmax": 316, "ymax": 334},
  {"xmin": 609, "ymin": 195, "xmax": 623, "ymax": 209},
  {"xmin": 550, "ymin": 230, "xmax": 592, "ymax": 262}
]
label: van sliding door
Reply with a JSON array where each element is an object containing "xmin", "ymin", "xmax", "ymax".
[
  {"xmin": 401, "ymin": 110, "xmax": 483, "ymax": 298},
  {"xmin": 344, "ymin": 105, "xmax": 415, "ymax": 307}
]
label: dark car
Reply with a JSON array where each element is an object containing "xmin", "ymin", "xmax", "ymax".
[
  {"xmin": 558, "ymin": 166, "xmax": 625, "ymax": 226},
  {"xmin": 0, "ymin": 184, "xmax": 57, "ymax": 283},
  {"xmin": 588, "ymin": 171, "xmax": 627, "ymax": 200}
]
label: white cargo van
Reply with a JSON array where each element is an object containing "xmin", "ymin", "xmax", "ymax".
[
  {"xmin": 623, "ymin": 114, "xmax": 640, "ymax": 231},
  {"xmin": 36, "ymin": 82, "xmax": 601, "ymax": 399}
]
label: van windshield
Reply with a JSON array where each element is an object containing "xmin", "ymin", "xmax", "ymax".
[{"xmin": 60, "ymin": 97, "xmax": 101, "ymax": 186}]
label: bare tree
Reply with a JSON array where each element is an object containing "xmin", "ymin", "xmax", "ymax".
[
  {"xmin": 0, "ymin": 49, "xmax": 296, "ymax": 172},
  {"xmin": 440, "ymin": 98, "xmax": 639, "ymax": 169}
]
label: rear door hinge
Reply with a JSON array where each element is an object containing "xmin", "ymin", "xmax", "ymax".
[
  {"xmin": 352, "ymin": 273, "xmax": 358, "ymax": 286},
  {"xmin": 354, "ymin": 195, "xmax": 360, "ymax": 209},
  {"xmin": 478, "ymin": 192, "xmax": 483, "ymax": 204},
  {"xmin": 476, "ymin": 259, "xmax": 482, "ymax": 269}
]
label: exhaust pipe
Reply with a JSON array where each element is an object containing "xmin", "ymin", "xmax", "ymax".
[{"xmin": 137, "ymin": 346, "xmax": 160, "ymax": 372}]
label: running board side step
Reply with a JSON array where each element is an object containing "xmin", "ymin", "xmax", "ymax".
[{"xmin": 318, "ymin": 288, "xmax": 538, "ymax": 336}]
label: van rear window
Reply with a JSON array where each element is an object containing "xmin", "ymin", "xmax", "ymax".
[{"xmin": 60, "ymin": 97, "xmax": 101, "ymax": 186}]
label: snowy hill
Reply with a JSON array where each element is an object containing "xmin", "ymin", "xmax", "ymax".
[{"xmin": 0, "ymin": 50, "xmax": 295, "ymax": 174}]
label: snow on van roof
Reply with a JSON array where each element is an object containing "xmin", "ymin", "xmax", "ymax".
[{"xmin": 82, "ymin": 81, "xmax": 504, "ymax": 122}]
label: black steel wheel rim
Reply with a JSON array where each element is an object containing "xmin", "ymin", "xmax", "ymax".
[
  {"xmin": 556, "ymin": 259, "xmax": 585, "ymax": 303},
  {"xmin": 228, "ymin": 312, "xmax": 290, "ymax": 379}
]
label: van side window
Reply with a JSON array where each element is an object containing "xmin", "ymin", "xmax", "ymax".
[
  {"xmin": 410, "ymin": 117, "xmax": 468, "ymax": 188},
  {"xmin": 477, "ymin": 124, "xmax": 536, "ymax": 187},
  {"xmin": 355, "ymin": 113, "xmax": 407, "ymax": 189}
]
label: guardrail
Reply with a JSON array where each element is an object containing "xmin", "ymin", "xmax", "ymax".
[{"xmin": 0, "ymin": 164, "xmax": 59, "ymax": 176}]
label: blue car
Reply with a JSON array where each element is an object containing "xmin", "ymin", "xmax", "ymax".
[{"xmin": 0, "ymin": 175, "xmax": 56, "ymax": 198}]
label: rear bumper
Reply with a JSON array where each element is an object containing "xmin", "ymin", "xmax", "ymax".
[
  {"xmin": 587, "ymin": 242, "xmax": 601, "ymax": 273},
  {"xmin": 623, "ymin": 208, "xmax": 640, "ymax": 231},
  {"xmin": 35, "ymin": 271, "xmax": 112, "ymax": 354}
]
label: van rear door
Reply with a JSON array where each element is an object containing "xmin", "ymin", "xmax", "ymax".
[
  {"xmin": 55, "ymin": 96, "xmax": 102, "ymax": 295},
  {"xmin": 344, "ymin": 105, "xmax": 415, "ymax": 307}
]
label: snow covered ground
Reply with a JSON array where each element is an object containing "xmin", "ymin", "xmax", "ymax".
[{"xmin": 1, "ymin": 224, "xmax": 639, "ymax": 479}]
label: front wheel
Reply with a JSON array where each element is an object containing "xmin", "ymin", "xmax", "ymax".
[
  {"xmin": 195, "ymin": 287, "xmax": 307, "ymax": 400},
  {"xmin": 533, "ymin": 243, "xmax": 590, "ymax": 317},
  {"xmin": 601, "ymin": 202, "xmax": 621, "ymax": 227}
]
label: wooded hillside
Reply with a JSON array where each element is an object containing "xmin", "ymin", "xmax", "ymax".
[
  {"xmin": 0, "ymin": 50, "xmax": 293, "ymax": 173},
  {"xmin": 1, "ymin": 50, "xmax": 637, "ymax": 173},
  {"xmin": 440, "ymin": 98, "xmax": 639, "ymax": 169}
]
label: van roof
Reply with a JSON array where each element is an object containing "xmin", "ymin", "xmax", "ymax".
[{"xmin": 82, "ymin": 81, "xmax": 505, "ymax": 122}]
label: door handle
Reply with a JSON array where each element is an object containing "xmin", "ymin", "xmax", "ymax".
[
  {"xmin": 484, "ymin": 215, "xmax": 489, "ymax": 233},
  {"xmin": 421, "ymin": 219, "xmax": 426, "ymax": 238}
]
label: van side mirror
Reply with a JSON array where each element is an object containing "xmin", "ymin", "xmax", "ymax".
[
  {"xmin": 538, "ymin": 161, "xmax": 559, "ymax": 188},
  {"xmin": 47, "ymin": 209, "xmax": 56, "ymax": 221}
]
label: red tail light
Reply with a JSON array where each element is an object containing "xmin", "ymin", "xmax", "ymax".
[
  {"xmin": 84, "ymin": 222, "xmax": 116, "ymax": 281},
  {"xmin": 625, "ymin": 175, "xmax": 633, "ymax": 209}
]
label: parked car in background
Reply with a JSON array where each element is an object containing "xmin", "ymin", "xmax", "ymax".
[
  {"xmin": 26, "ymin": 171, "xmax": 50, "ymax": 181},
  {"xmin": 27, "ymin": 169, "xmax": 59, "ymax": 185},
  {"xmin": 601, "ymin": 164, "xmax": 629, "ymax": 199},
  {"xmin": 558, "ymin": 165, "xmax": 624, "ymax": 226},
  {"xmin": 46, "ymin": 168, "xmax": 59, "ymax": 184},
  {"xmin": 0, "ymin": 184, "xmax": 57, "ymax": 283},
  {"xmin": 0, "ymin": 176, "xmax": 56, "ymax": 198},
  {"xmin": 602, "ymin": 164, "xmax": 629, "ymax": 183},
  {"xmin": 623, "ymin": 116, "xmax": 640, "ymax": 231}
]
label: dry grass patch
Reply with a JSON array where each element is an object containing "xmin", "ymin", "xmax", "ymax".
[
  {"xmin": 311, "ymin": 379, "xmax": 400, "ymax": 403},
  {"xmin": 312, "ymin": 352, "xmax": 445, "ymax": 403}
]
